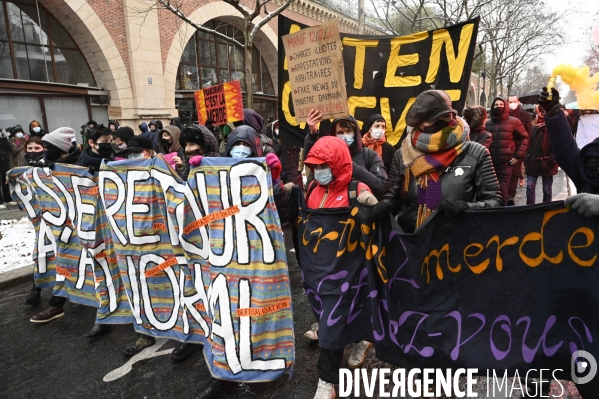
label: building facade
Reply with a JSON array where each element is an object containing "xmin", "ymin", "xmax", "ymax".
[{"xmin": 0, "ymin": 0, "xmax": 377, "ymax": 140}]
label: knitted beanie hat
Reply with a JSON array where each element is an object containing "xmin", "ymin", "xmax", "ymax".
[{"xmin": 42, "ymin": 127, "xmax": 75, "ymax": 153}]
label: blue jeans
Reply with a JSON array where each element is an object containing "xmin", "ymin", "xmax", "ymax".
[{"xmin": 526, "ymin": 175, "xmax": 553, "ymax": 204}]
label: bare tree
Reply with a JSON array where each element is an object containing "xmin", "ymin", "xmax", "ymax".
[
  {"xmin": 367, "ymin": 0, "xmax": 443, "ymax": 35},
  {"xmin": 511, "ymin": 64, "xmax": 550, "ymax": 97},
  {"xmin": 142, "ymin": 0, "xmax": 291, "ymax": 109},
  {"xmin": 583, "ymin": 42, "xmax": 599, "ymax": 74}
]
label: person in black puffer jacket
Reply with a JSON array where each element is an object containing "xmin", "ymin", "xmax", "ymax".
[
  {"xmin": 462, "ymin": 105, "xmax": 492, "ymax": 149},
  {"xmin": 305, "ymin": 110, "xmax": 387, "ymax": 198},
  {"xmin": 485, "ymin": 96, "xmax": 529, "ymax": 203},
  {"xmin": 363, "ymin": 90, "xmax": 502, "ymax": 233}
]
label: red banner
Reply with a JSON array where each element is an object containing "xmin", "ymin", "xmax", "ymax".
[{"xmin": 195, "ymin": 81, "xmax": 244, "ymax": 125}]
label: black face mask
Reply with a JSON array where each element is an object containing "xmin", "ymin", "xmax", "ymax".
[
  {"xmin": 44, "ymin": 146, "xmax": 63, "ymax": 162},
  {"xmin": 97, "ymin": 143, "xmax": 114, "ymax": 159},
  {"xmin": 491, "ymin": 106, "xmax": 504, "ymax": 118},
  {"xmin": 185, "ymin": 149, "xmax": 203, "ymax": 158},
  {"xmin": 161, "ymin": 138, "xmax": 172, "ymax": 152},
  {"xmin": 585, "ymin": 159, "xmax": 599, "ymax": 177},
  {"xmin": 27, "ymin": 150, "xmax": 44, "ymax": 160},
  {"xmin": 420, "ymin": 119, "xmax": 450, "ymax": 133}
]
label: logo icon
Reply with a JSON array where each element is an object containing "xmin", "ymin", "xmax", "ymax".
[{"xmin": 571, "ymin": 350, "xmax": 597, "ymax": 384}]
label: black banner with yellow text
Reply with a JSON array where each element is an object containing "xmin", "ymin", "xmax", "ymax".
[{"xmin": 278, "ymin": 17, "xmax": 479, "ymax": 148}]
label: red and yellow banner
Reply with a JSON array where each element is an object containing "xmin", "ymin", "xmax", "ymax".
[{"xmin": 195, "ymin": 81, "xmax": 244, "ymax": 126}]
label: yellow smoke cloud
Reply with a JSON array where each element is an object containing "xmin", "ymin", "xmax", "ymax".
[{"xmin": 552, "ymin": 64, "xmax": 599, "ymax": 110}]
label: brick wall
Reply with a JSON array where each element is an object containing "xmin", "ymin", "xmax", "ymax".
[{"xmin": 87, "ymin": 0, "xmax": 131, "ymax": 85}]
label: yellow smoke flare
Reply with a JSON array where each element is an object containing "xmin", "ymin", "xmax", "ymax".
[{"xmin": 552, "ymin": 64, "xmax": 599, "ymax": 110}]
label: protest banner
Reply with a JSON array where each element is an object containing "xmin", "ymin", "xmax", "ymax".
[
  {"xmin": 295, "ymin": 200, "xmax": 599, "ymax": 396},
  {"xmin": 278, "ymin": 16, "xmax": 479, "ymax": 147},
  {"xmin": 195, "ymin": 81, "xmax": 244, "ymax": 125},
  {"xmin": 282, "ymin": 20, "xmax": 349, "ymax": 122},
  {"xmin": 9, "ymin": 156, "xmax": 295, "ymax": 382}
]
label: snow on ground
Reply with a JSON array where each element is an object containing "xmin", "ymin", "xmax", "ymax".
[{"xmin": 0, "ymin": 217, "xmax": 35, "ymax": 273}]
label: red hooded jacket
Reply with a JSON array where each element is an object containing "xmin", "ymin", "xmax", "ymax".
[{"xmin": 305, "ymin": 136, "xmax": 370, "ymax": 208}]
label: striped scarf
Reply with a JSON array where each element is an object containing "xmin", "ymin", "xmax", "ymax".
[{"xmin": 401, "ymin": 117, "xmax": 468, "ymax": 227}]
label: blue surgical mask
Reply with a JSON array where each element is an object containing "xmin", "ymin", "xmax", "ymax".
[
  {"xmin": 33, "ymin": 127, "xmax": 41, "ymax": 133},
  {"xmin": 15, "ymin": 132, "xmax": 24, "ymax": 139},
  {"xmin": 129, "ymin": 152, "xmax": 145, "ymax": 159},
  {"xmin": 230, "ymin": 145, "xmax": 252, "ymax": 158},
  {"xmin": 314, "ymin": 167, "xmax": 333, "ymax": 186},
  {"xmin": 336, "ymin": 133, "xmax": 354, "ymax": 146}
]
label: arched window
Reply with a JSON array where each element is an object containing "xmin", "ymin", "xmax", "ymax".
[
  {"xmin": 0, "ymin": 0, "xmax": 95, "ymax": 86},
  {"xmin": 176, "ymin": 20, "xmax": 274, "ymax": 95}
]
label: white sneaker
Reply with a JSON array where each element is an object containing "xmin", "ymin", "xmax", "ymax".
[
  {"xmin": 7, "ymin": 201, "xmax": 16, "ymax": 206},
  {"xmin": 304, "ymin": 322, "xmax": 319, "ymax": 340},
  {"xmin": 313, "ymin": 378, "xmax": 336, "ymax": 399},
  {"xmin": 348, "ymin": 340, "xmax": 372, "ymax": 368},
  {"xmin": 0, "ymin": 204, "xmax": 6, "ymax": 209}
]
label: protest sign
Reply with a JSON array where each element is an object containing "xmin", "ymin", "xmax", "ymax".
[
  {"xmin": 278, "ymin": 16, "xmax": 479, "ymax": 147},
  {"xmin": 9, "ymin": 156, "xmax": 294, "ymax": 382},
  {"xmin": 195, "ymin": 80, "xmax": 244, "ymax": 125},
  {"xmin": 296, "ymin": 200, "xmax": 599, "ymax": 396},
  {"xmin": 282, "ymin": 20, "xmax": 349, "ymax": 122}
]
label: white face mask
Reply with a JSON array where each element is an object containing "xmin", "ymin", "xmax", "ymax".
[
  {"xmin": 314, "ymin": 167, "xmax": 333, "ymax": 186},
  {"xmin": 129, "ymin": 152, "xmax": 145, "ymax": 159},
  {"xmin": 230, "ymin": 145, "xmax": 252, "ymax": 158},
  {"xmin": 370, "ymin": 128, "xmax": 385, "ymax": 140},
  {"xmin": 509, "ymin": 103, "xmax": 518, "ymax": 111},
  {"xmin": 33, "ymin": 127, "xmax": 41, "ymax": 133},
  {"xmin": 15, "ymin": 132, "xmax": 24, "ymax": 139}
]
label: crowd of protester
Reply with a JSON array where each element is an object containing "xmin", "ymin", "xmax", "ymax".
[{"xmin": 1, "ymin": 87, "xmax": 595, "ymax": 399}]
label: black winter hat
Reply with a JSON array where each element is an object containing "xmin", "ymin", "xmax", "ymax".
[
  {"xmin": 361, "ymin": 114, "xmax": 385, "ymax": 134},
  {"xmin": 127, "ymin": 135, "xmax": 153, "ymax": 153},
  {"xmin": 179, "ymin": 125, "xmax": 207, "ymax": 148},
  {"xmin": 114, "ymin": 126, "xmax": 134, "ymax": 143},
  {"xmin": 405, "ymin": 90, "xmax": 457, "ymax": 127}
]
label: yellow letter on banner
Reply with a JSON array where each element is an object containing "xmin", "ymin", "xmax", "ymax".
[
  {"xmin": 348, "ymin": 96, "xmax": 377, "ymax": 130},
  {"xmin": 281, "ymin": 81, "xmax": 306, "ymax": 129},
  {"xmin": 425, "ymin": 24, "xmax": 474, "ymax": 83},
  {"xmin": 342, "ymin": 38, "xmax": 379, "ymax": 89},
  {"xmin": 384, "ymin": 31, "xmax": 429, "ymax": 87},
  {"xmin": 380, "ymin": 97, "xmax": 416, "ymax": 146}
]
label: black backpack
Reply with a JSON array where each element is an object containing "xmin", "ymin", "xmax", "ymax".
[{"xmin": 305, "ymin": 179, "xmax": 360, "ymax": 207}]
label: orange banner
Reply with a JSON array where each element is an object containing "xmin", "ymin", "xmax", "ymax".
[
  {"xmin": 236, "ymin": 300, "xmax": 290, "ymax": 317},
  {"xmin": 195, "ymin": 80, "xmax": 244, "ymax": 126},
  {"xmin": 145, "ymin": 257, "xmax": 178, "ymax": 277},
  {"xmin": 183, "ymin": 205, "xmax": 240, "ymax": 235}
]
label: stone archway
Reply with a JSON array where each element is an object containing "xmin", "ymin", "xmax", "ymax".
[
  {"xmin": 162, "ymin": 2, "xmax": 279, "ymax": 114},
  {"xmin": 40, "ymin": 0, "xmax": 134, "ymax": 118}
]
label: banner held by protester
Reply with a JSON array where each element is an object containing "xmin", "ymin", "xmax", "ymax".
[
  {"xmin": 297, "ymin": 201, "xmax": 599, "ymax": 395},
  {"xmin": 9, "ymin": 156, "xmax": 295, "ymax": 382},
  {"xmin": 278, "ymin": 16, "xmax": 479, "ymax": 147},
  {"xmin": 195, "ymin": 81, "xmax": 244, "ymax": 126}
]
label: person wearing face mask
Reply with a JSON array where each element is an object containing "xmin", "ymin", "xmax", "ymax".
[
  {"xmin": 361, "ymin": 89, "xmax": 502, "ymax": 233},
  {"xmin": 112, "ymin": 126, "xmax": 134, "ymax": 160},
  {"xmin": 126, "ymin": 135, "xmax": 155, "ymax": 159},
  {"xmin": 301, "ymin": 136, "xmax": 377, "ymax": 399},
  {"xmin": 24, "ymin": 136, "xmax": 46, "ymax": 167},
  {"xmin": 462, "ymin": 105, "xmax": 492, "ymax": 149},
  {"xmin": 77, "ymin": 124, "xmax": 115, "ymax": 171},
  {"xmin": 29, "ymin": 128, "xmax": 81, "ymax": 323},
  {"xmin": 361, "ymin": 114, "xmax": 395, "ymax": 172},
  {"xmin": 524, "ymin": 105, "xmax": 557, "ymax": 204},
  {"xmin": 224, "ymin": 125, "xmax": 262, "ymax": 158},
  {"xmin": 29, "ymin": 120, "xmax": 47, "ymax": 137},
  {"xmin": 507, "ymin": 95, "xmax": 533, "ymax": 205},
  {"xmin": 305, "ymin": 110, "xmax": 387, "ymax": 199},
  {"xmin": 485, "ymin": 97, "xmax": 529, "ymax": 204},
  {"xmin": 539, "ymin": 87, "xmax": 599, "ymax": 214},
  {"xmin": 7, "ymin": 125, "xmax": 28, "ymax": 170},
  {"xmin": 174, "ymin": 124, "xmax": 217, "ymax": 183}
]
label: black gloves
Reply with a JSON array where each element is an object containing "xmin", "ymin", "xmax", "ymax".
[
  {"xmin": 437, "ymin": 199, "xmax": 469, "ymax": 218},
  {"xmin": 359, "ymin": 199, "xmax": 393, "ymax": 224},
  {"xmin": 88, "ymin": 166, "xmax": 99, "ymax": 174},
  {"xmin": 538, "ymin": 87, "xmax": 561, "ymax": 116}
]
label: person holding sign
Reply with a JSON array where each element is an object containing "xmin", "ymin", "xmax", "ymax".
[
  {"xmin": 305, "ymin": 109, "xmax": 387, "ymax": 198},
  {"xmin": 362, "ymin": 89, "xmax": 502, "ymax": 232}
]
